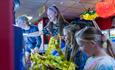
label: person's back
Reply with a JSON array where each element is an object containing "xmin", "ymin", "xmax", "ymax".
[
  {"xmin": 14, "ymin": 26, "xmax": 25, "ymax": 70},
  {"xmin": 75, "ymin": 27, "xmax": 115, "ymax": 70}
]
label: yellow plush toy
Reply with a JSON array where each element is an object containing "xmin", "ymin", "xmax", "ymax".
[{"xmin": 81, "ymin": 11, "xmax": 98, "ymax": 20}]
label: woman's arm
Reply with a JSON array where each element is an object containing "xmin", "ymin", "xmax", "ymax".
[
  {"xmin": 23, "ymin": 31, "xmax": 43, "ymax": 37},
  {"xmin": 29, "ymin": 31, "xmax": 43, "ymax": 36}
]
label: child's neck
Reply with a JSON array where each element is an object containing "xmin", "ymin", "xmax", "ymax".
[
  {"xmin": 95, "ymin": 48, "xmax": 108, "ymax": 57},
  {"xmin": 24, "ymin": 25, "xmax": 30, "ymax": 30}
]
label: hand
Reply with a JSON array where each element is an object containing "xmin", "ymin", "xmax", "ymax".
[
  {"xmin": 34, "ymin": 47, "xmax": 39, "ymax": 53},
  {"xmin": 44, "ymin": 64, "xmax": 56, "ymax": 70},
  {"xmin": 25, "ymin": 52, "xmax": 30, "ymax": 63},
  {"xmin": 31, "ymin": 49, "xmax": 35, "ymax": 54},
  {"xmin": 39, "ymin": 31, "xmax": 44, "ymax": 35}
]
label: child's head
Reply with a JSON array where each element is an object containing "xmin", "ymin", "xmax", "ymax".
[
  {"xmin": 16, "ymin": 16, "xmax": 29, "ymax": 29},
  {"xmin": 75, "ymin": 27, "xmax": 114, "ymax": 57},
  {"xmin": 63, "ymin": 24, "xmax": 78, "ymax": 45},
  {"xmin": 63, "ymin": 25, "xmax": 82, "ymax": 61},
  {"xmin": 47, "ymin": 5, "xmax": 60, "ymax": 22}
]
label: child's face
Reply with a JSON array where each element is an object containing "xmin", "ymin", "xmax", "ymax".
[
  {"xmin": 47, "ymin": 9, "xmax": 57, "ymax": 22},
  {"xmin": 16, "ymin": 20, "xmax": 27, "ymax": 29},
  {"xmin": 77, "ymin": 40, "xmax": 94, "ymax": 56}
]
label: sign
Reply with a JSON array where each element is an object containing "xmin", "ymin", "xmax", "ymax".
[{"xmin": 110, "ymin": 28, "xmax": 115, "ymax": 38}]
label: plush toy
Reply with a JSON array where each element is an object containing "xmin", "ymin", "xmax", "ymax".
[
  {"xmin": 104, "ymin": 0, "xmax": 115, "ymax": 4},
  {"xmin": 80, "ymin": 10, "xmax": 98, "ymax": 20},
  {"xmin": 96, "ymin": 0, "xmax": 115, "ymax": 18},
  {"xmin": 30, "ymin": 37, "xmax": 76, "ymax": 70}
]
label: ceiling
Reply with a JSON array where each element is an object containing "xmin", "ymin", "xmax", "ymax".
[{"xmin": 15, "ymin": 0, "xmax": 99, "ymax": 20}]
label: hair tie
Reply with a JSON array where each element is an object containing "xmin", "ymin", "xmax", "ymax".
[
  {"xmin": 101, "ymin": 34, "xmax": 107, "ymax": 42},
  {"xmin": 48, "ymin": 5, "xmax": 58, "ymax": 14}
]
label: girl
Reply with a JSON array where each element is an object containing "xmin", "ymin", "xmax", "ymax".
[
  {"xmin": 75, "ymin": 27, "xmax": 115, "ymax": 70},
  {"xmin": 63, "ymin": 24, "xmax": 88, "ymax": 70},
  {"xmin": 27, "ymin": 5, "xmax": 69, "ymax": 37},
  {"xmin": 45, "ymin": 5, "xmax": 69, "ymax": 56},
  {"xmin": 45, "ymin": 5, "xmax": 69, "ymax": 36},
  {"xmin": 24, "ymin": 5, "xmax": 69, "ymax": 56}
]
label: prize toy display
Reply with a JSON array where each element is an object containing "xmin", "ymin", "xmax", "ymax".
[
  {"xmin": 80, "ymin": 10, "xmax": 98, "ymax": 20},
  {"xmin": 96, "ymin": 0, "xmax": 115, "ymax": 18},
  {"xmin": 30, "ymin": 37, "xmax": 76, "ymax": 70}
]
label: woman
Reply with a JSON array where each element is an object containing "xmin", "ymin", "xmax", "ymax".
[
  {"xmin": 63, "ymin": 24, "xmax": 88, "ymax": 70},
  {"xmin": 75, "ymin": 27, "xmax": 115, "ymax": 70},
  {"xmin": 44, "ymin": 5, "xmax": 68, "ymax": 36},
  {"xmin": 27, "ymin": 5, "xmax": 68, "ymax": 37},
  {"xmin": 24, "ymin": 5, "xmax": 69, "ymax": 56},
  {"xmin": 45, "ymin": 5, "xmax": 70, "ymax": 56}
]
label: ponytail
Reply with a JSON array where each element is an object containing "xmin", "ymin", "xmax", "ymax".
[{"xmin": 106, "ymin": 39, "xmax": 115, "ymax": 58}]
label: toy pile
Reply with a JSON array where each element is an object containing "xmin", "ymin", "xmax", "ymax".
[{"xmin": 30, "ymin": 37, "xmax": 76, "ymax": 70}]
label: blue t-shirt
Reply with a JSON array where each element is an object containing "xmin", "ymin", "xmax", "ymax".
[
  {"xmin": 14, "ymin": 26, "xmax": 24, "ymax": 70},
  {"xmin": 23, "ymin": 25, "xmax": 41, "ymax": 52}
]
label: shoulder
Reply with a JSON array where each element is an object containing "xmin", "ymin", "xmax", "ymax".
[
  {"xmin": 95, "ymin": 56, "xmax": 115, "ymax": 70},
  {"xmin": 99, "ymin": 56, "xmax": 115, "ymax": 64},
  {"xmin": 30, "ymin": 25, "xmax": 38, "ymax": 30},
  {"xmin": 95, "ymin": 63, "xmax": 115, "ymax": 70}
]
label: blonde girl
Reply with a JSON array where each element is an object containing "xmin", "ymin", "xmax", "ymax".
[{"xmin": 75, "ymin": 27, "xmax": 115, "ymax": 70}]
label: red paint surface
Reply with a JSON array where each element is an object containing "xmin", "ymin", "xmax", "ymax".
[{"xmin": 0, "ymin": 0, "xmax": 14, "ymax": 70}]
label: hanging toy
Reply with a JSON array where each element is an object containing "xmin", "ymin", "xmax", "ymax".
[
  {"xmin": 80, "ymin": 10, "xmax": 98, "ymax": 20},
  {"xmin": 96, "ymin": 0, "xmax": 115, "ymax": 18},
  {"xmin": 104, "ymin": 0, "xmax": 115, "ymax": 4}
]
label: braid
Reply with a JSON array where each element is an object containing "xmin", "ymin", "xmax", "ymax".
[
  {"xmin": 101, "ymin": 34, "xmax": 115, "ymax": 58},
  {"xmin": 106, "ymin": 39, "xmax": 115, "ymax": 58}
]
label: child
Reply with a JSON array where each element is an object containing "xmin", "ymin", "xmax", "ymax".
[
  {"xmin": 16, "ymin": 16, "xmax": 42, "ymax": 69},
  {"xmin": 75, "ymin": 27, "xmax": 115, "ymax": 70},
  {"xmin": 63, "ymin": 24, "xmax": 88, "ymax": 70}
]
